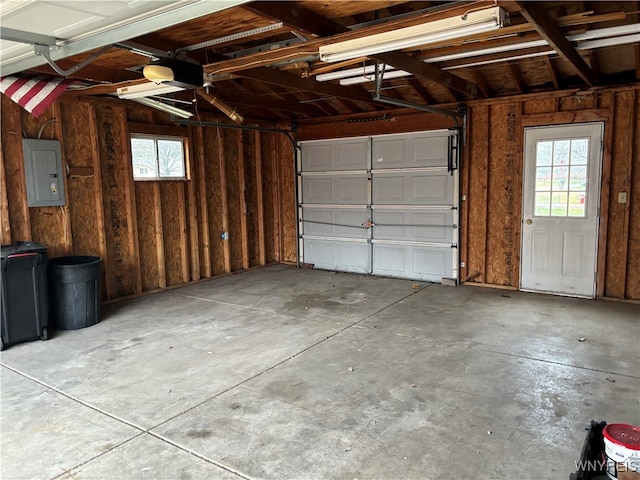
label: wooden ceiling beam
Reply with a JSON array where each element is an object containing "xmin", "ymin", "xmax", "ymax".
[
  {"xmin": 373, "ymin": 52, "xmax": 482, "ymax": 98},
  {"xmin": 246, "ymin": 1, "xmax": 483, "ymax": 99},
  {"xmin": 407, "ymin": 78, "xmax": 435, "ymax": 104},
  {"xmin": 203, "ymin": 1, "xmax": 498, "ymax": 76},
  {"xmin": 507, "ymin": 62, "xmax": 525, "ymax": 94},
  {"xmin": 471, "ymin": 70, "xmax": 492, "ymax": 97},
  {"xmin": 235, "ymin": 67, "xmax": 376, "ymax": 104},
  {"xmin": 210, "ymin": 82, "xmax": 317, "ymax": 116},
  {"xmin": 545, "ymin": 57, "xmax": 561, "ymax": 90},
  {"xmin": 516, "ymin": 2, "xmax": 595, "ymax": 87}
]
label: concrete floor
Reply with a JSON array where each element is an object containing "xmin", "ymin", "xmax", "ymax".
[{"xmin": 1, "ymin": 265, "xmax": 639, "ymax": 480}]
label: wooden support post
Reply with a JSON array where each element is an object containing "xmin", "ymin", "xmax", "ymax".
[
  {"xmin": 0, "ymin": 148, "xmax": 12, "ymax": 244},
  {"xmin": 237, "ymin": 130, "xmax": 250, "ymax": 269},
  {"xmin": 185, "ymin": 138, "xmax": 201, "ymax": 282},
  {"xmin": 596, "ymin": 93, "xmax": 614, "ymax": 297},
  {"xmin": 274, "ymin": 132, "xmax": 283, "ymax": 262},
  {"xmin": 119, "ymin": 109, "xmax": 143, "ymax": 295},
  {"xmin": 254, "ymin": 131, "xmax": 266, "ymax": 265},
  {"xmin": 1, "ymin": 97, "xmax": 31, "ymax": 241},
  {"xmin": 621, "ymin": 92, "xmax": 636, "ymax": 298},
  {"xmin": 53, "ymin": 104, "xmax": 74, "ymax": 255},
  {"xmin": 195, "ymin": 127, "xmax": 211, "ymax": 277},
  {"xmin": 177, "ymin": 182, "xmax": 190, "ymax": 284},
  {"xmin": 217, "ymin": 128, "xmax": 232, "ymax": 273},
  {"xmin": 153, "ymin": 183, "xmax": 167, "ymax": 289},
  {"xmin": 87, "ymin": 106, "xmax": 109, "ymax": 296}
]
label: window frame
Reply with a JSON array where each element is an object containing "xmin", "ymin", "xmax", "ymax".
[{"xmin": 130, "ymin": 133, "xmax": 189, "ymax": 181}]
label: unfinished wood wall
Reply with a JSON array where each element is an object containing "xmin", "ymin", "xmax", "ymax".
[
  {"xmin": 296, "ymin": 86, "xmax": 640, "ymax": 301},
  {"xmin": 0, "ymin": 97, "xmax": 286, "ymax": 301}
]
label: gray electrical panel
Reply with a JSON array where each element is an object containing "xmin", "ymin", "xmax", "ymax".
[{"xmin": 23, "ymin": 139, "xmax": 65, "ymax": 207}]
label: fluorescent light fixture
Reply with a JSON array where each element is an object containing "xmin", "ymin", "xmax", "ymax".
[
  {"xmin": 131, "ymin": 97, "xmax": 193, "ymax": 119},
  {"xmin": 319, "ymin": 6, "xmax": 506, "ymax": 62},
  {"xmin": 117, "ymin": 82, "xmax": 185, "ymax": 99},
  {"xmin": 340, "ymin": 69, "xmax": 411, "ymax": 85},
  {"xmin": 576, "ymin": 33, "xmax": 640, "ymax": 50},
  {"xmin": 316, "ymin": 64, "xmax": 396, "ymax": 82},
  {"xmin": 317, "ymin": 22, "xmax": 640, "ymax": 79}
]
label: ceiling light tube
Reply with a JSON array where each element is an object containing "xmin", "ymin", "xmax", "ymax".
[
  {"xmin": 319, "ymin": 6, "xmax": 506, "ymax": 63},
  {"xmin": 441, "ymin": 50, "xmax": 554, "ymax": 70},
  {"xmin": 316, "ymin": 63, "xmax": 396, "ymax": 82},
  {"xmin": 576, "ymin": 33, "xmax": 640, "ymax": 50},
  {"xmin": 117, "ymin": 82, "xmax": 184, "ymax": 99},
  {"xmin": 131, "ymin": 97, "xmax": 193, "ymax": 119},
  {"xmin": 340, "ymin": 69, "xmax": 411, "ymax": 85}
]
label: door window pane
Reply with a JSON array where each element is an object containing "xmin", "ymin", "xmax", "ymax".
[
  {"xmin": 536, "ymin": 141, "xmax": 553, "ymax": 166},
  {"xmin": 534, "ymin": 192, "xmax": 551, "ymax": 216},
  {"xmin": 534, "ymin": 138, "xmax": 588, "ymax": 218}
]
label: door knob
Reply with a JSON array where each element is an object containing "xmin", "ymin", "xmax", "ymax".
[{"xmin": 526, "ymin": 219, "xmax": 532, "ymax": 225}]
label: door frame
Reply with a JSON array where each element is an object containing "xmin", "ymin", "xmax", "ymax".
[{"xmin": 519, "ymin": 122, "xmax": 604, "ymax": 298}]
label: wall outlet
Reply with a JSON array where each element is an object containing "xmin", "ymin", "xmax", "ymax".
[{"xmin": 618, "ymin": 191, "xmax": 627, "ymax": 204}]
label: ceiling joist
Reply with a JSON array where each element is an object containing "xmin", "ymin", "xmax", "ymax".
[{"xmin": 517, "ymin": 2, "xmax": 596, "ymax": 87}]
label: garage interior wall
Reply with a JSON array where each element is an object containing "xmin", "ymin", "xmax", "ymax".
[
  {"xmin": 297, "ymin": 86, "xmax": 640, "ymax": 302},
  {"xmin": 1, "ymin": 86, "xmax": 638, "ymax": 302},
  {"xmin": 0, "ymin": 96, "xmax": 298, "ymax": 301}
]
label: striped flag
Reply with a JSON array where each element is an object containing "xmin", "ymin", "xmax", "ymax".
[{"xmin": 0, "ymin": 75, "xmax": 75, "ymax": 117}]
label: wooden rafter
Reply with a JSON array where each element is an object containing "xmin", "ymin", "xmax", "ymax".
[
  {"xmin": 471, "ymin": 70, "xmax": 492, "ymax": 98},
  {"xmin": 516, "ymin": 1, "xmax": 595, "ymax": 87},
  {"xmin": 212, "ymin": 82, "xmax": 317, "ymax": 116},
  {"xmin": 407, "ymin": 78, "xmax": 435, "ymax": 105},
  {"xmin": 210, "ymin": 1, "xmax": 484, "ymax": 95},
  {"xmin": 508, "ymin": 62, "xmax": 524, "ymax": 94},
  {"xmin": 545, "ymin": 57, "xmax": 561, "ymax": 90},
  {"xmin": 234, "ymin": 67, "xmax": 375, "ymax": 104}
]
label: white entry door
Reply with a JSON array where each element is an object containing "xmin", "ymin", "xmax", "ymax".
[{"xmin": 521, "ymin": 123, "xmax": 603, "ymax": 297}]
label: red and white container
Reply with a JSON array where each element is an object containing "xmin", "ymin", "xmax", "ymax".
[{"xmin": 603, "ymin": 423, "xmax": 640, "ymax": 479}]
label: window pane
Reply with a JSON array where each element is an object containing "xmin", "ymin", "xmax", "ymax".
[
  {"xmin": 568, "ymin": 192, "xmax": 586, "ymax": 217},
  {"xmin": 551, "ymin": 192, "xmax": 568, "ymax": 216},
  {"xmin": 157, "ymin": 140, "xmax": 185, "ymax": 177},
  {"xmin": 535, "ymin": 167, "xmax": 551, "ymax": 191},
  {"xmin": 536, "ymin": 141, "xmax": 552, "ymax": 166},
  {"xmin": 552, "ymin": 166, "xmax": 569, "ymax": 191},
  {"xmin": 535, "ymin": 192, "xmax": 551, "ymax": 216},
  {"xmin": 553, "ymin": 140, "xmax": 570, "ymax": 165},
  {"xmin": 131, "ymin": 138, "xmax": 157, "ymax": 178},
  {"xmin": 569, "ymin": 165, "xmax": 587, "ymax": 191},
  {"xmin": 570, "ymin": 139, "xmax": 588, "ymax": 165}
]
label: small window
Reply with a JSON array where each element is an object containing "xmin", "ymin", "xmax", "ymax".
[
  {"xmin": 533, "ymin": 138, "xmax": 588, "ymax": 218},
  {"xmin": 131, "ymin": 135, "xmax": 186, "ymax": 180}
]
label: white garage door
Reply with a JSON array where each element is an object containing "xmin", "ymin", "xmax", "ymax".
[{"xmin": 298, "ymin": 130, "xmax": 459, "ymax": 283}]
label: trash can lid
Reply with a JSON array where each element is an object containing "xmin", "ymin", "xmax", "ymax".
[{"xmin": 1, "ymin": 241, "xmax": 47, "ymax": 259}]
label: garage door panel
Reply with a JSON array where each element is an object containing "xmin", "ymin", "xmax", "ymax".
[
  {"xmin": 373, "ymin": 210, "xmax": 453, "ymax": 243},
  {"xmin": 302, "ymin": 208, "xmax": 368, "ymax": 239},
  {"xmin": 300, "ymin": 131, "xmax": 457, "ymax": 283},
  {"xmin": 373, "ymin": 172, "xmax": 452, "ymax": 205},
  {"xmin": 301, "ymin": 138, "xmax": 368, "ymax": 171},
  {"xmin": 373, "ymin": 244, "xmax": 452, "ymax": 282},
  {"xmin": 304, "ymin": 239, "xmax": 369, "ymax": 273},
  {"xmin": 373, "ymin": 131, "xmax": 449, "ymax": 169},
  {"xmin": 302, "ymin": 176, "xmax": 367, "ymax": 204}
]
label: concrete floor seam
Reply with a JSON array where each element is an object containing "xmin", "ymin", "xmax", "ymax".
[
  {"xmin": 146, "ymin": 430, "xmax": 253, "ymax": 480},
  {"xmin": 478, "ymin": 348, "xmax": 640, "ymax": 379},
  {"xmin": 0, "ymin": 363, "xmax": 149, "ymax": 432},
  {"xmin": 145, "ymin": 286, "xmax": 431, "ymax": 434},
  {"xmin": 49, "ymin": 432, "xmax": 146, "ymax": 480}
]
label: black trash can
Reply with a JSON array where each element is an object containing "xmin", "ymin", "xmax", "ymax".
[
  {"xmin": 0, "ymin": 241, "xmax": 49, "ymax": 350},
  {"xmin": 48, "ymin": 256, "xmax": 101, "ymax": 330}
]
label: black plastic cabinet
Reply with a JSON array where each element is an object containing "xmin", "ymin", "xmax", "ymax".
[{"xmin": 0, "ymin": 242, "xmax": 49, "ymax": 350}]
